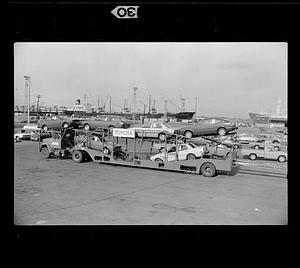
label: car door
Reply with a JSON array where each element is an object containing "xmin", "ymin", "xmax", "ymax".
[
  {"xmin": 150, "ymin": 123, "xmax": 163, "ymax": 138},
  {"xmin": 136, "ymin": 123, "xmax": 151, "ymax": 137},
  {"xmin": 177, "ymin": 144, "xmax": 189, "ymax": 160},
  {"xmin": 264, "ymin": 146, "xmax": 276, "ymax": 159},
  {"xmin": 166, "ymin": 146, "xmax": 177, "ymax": 162}
]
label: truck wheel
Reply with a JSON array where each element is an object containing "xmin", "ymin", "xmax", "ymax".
[
  {"xmin": 158, "ymin": 133, "xmax": 166, "ymax": 141},
  {"xmin": 217, "ymin": 128, "xmax": 226, "ymax": 136},
  {"xmin": 72, "ymin": 150, "xmax": 83, "ymax": 163},
  {"xmin": 278, "ymin": 155, "xmax": 286, "ymax": 162},
  {"xmin": 42, "ymin": 125, "xmax": 48, "ymax": 131},
  {"xmin": 103, "ymin": 147, "xmax": 110, "ymax": 155},
  {"xmin": 62, "ymin": 122, "xmax": 69, "ymax": 128},
  {"xmin": 249, "ymin": 153, "xmax": 257, "ymax": 160},
  {"xmin": 15, "ymin": 136, "xmax": 20, "ymax": 142},
  {"xmin": 41, "ymin": 147, "xmax": 50, "ymax": 159},
  {"xmin": 186, "ymin": 153, "xmax": 196, "ymax": 160},
  {"xmin": 254, "ymin": 145, "xmax": 260, "ymax": 150},
  {"xmin": 184, "ymin": 131, "xmax": 193, "ymax": 139},
  {"xmin": 200, "ymin": 163, "xmax": 216, "ymax": 177},
  {"xmin": 84, "ymin": 124, "xmax": 91, "ymax": 131}
]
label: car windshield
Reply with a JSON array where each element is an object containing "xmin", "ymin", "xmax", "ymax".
[{"xmin": 188, "ymin": 142, "xmax": 197, "ymax": 148}]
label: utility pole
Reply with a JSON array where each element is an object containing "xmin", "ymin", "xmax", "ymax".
[
  {"xmin": 133, "ymin": 87, "xmax": 137, "ymax": 120},
  {"xmin": 164, "ymin": 99, "xmax": 168, "ymax": 118},
  {"xmin": 195, "ymin": 96, "xmax": 197, "ymax": 118},
  {"xmin": 24, "ymin": 76, "xmax": 31, "ymax": 124},
  {"xmin": 109, "ymin": 95, "xmax": 112, "ymax": 114},
  {"xmin": 148, "ymin": 94, "xmax": 151, "ymax": 114},
  {"xmin": 36, "ymin": 94, "xmax": 41, "ymax": 120}
]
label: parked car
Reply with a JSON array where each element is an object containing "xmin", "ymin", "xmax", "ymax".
[
  {"xmin": 79, "ymin": 116, "xmax": 131, "ymax": 131},
  {"xmin": 240, "ymin": 145, "xmax": 287, "ymax": 162},
  {"xmin": 249, "ymin": 139, "xmax": 287, "ymax": 151},
  {"xmin": 31, "ymin": 130, "xmax": 52, "ymax": 141},
  {"xmin": 236, "ymin": 134, "xmax": 259, "ymax": 144},
  {"xmin": 14, "ymin": 128, "xmax": 33, "ymax": 142},
  {"xmin": 150, "ymin": 142, "xmax": 205, "ymax": 162},
  {"xmin": 130, "ymin": 121, "xmax": 175, "ymax": 140},
  {"xmin": 174, "ymin": 118, "xmax": 238, "ymax": 138}
]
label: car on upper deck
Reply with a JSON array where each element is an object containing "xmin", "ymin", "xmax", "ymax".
[{"xmin": 174, "ymin": 118, "xmax": 238, "ymax": 138}]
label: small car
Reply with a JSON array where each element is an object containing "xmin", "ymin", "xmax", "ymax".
[
  {"xmin": 130, "ymin": 121, "xmax": 175, "ymax": 140},
  {"xmin": 31, "ymin": 130, "xmax": 52, "ymax": 141},
  {"xmin": 174, "ymin": 118, "xmax": 238, "ymax": 138},
  {"xmin": 14, "ymin": 128, "xmax": 33, "ymax": 142},
  {"xmin": 240, "ymin": 145, "xmax": 287, "ymax": 162},
  {"xmin": 79, "ymin": 116, "xmax": 131, "ymax": 131},
  {"xmin": 150, "ymin": 142, "xmax": 205, "ymax": 162},
  {"xmin": 38, "ymin": 118, "xmax": 73, "ymax": 131}
]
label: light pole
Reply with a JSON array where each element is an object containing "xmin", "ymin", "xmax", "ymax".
[{"xmin": 24, "ymin": 76, "xmax": 31, "ymax": 124}]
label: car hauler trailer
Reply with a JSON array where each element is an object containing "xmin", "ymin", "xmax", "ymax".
[{"xmin": 71, "ymin": 128, "xmax": 237, "ymax": 177}]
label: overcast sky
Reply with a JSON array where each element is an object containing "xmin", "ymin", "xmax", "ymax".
[{"xmin": 14, "ymin": 42, "xmax": 287, "ymax": 118}]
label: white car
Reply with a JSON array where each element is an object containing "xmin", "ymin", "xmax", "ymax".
[
  {"xmin": 14, "ymin": 130, "xmax": 32, "ymax": 142},
  {"xmin": 150, "ymin": 142, "xmax": 205, "ymax": 162}
]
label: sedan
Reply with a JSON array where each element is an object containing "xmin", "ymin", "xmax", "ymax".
[
  {"xmin": 174, "ymin": 118, "xmax": 238, "ymax": 138},
  {"xmin": 37, "ymin": 118, "xmax": 77, "ymax": 131},
  {"xmin": 150, "ymin": 142, "xmax": 205, "ymax": 162},
  {"xmin": 79, "ymin": 116, "xmax": 131, "ymax": 131},
  {"xmin": 129, "ymin": 121, "xmax": 175, "ymax": 140}
]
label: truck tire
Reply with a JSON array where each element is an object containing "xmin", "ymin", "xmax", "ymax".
[
  {"xmin": 278, "ymin": 155, "xmax": 286, "ymax": 163},
  {"xmin": 200, "ymin": 162, "xmax": 216, "ymax": 177},
  {"xmin": 62, "ymin": 122, "xmax": 69, "ymax": 128},
  {"xmin": 184, "ymin": 131, "xmax": 193, "ymax": 139},
  {"xmin": 15, "ymin": 136, "xmax": 20, "ymax": 142},
  {"xmin": 249, "ymin": 153, "xmax": 257, "ymax": 160},
  {"xmin": 41, "ymin": 147, "xmax": 50, "ymax": 159},
  {"xmin": 186, "ymin": 153, "xmax": 196, "ymax": 160},
  {"xmin": 103, "ymin": 147, "xmax": 110, "ymax": 155},
  {"xmin": 84, "ymin": 124, "xmax": 91, "ymax": 131},
  {"xmin": 217, "ymin": 128, "xmax": 227, "ymax": 136},
  {"xmin": 72, "ymin": 150, "xmax": 83, "ymax": 163},
  {"xmin": 42, "ymin": 125, "xmax": 48, "ymax": 131},
  {"xmin": 158, "ymin": 133, "xmax": 166, "ymax": 141}
]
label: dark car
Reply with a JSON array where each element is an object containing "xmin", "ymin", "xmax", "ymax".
[
  {"xmin": 31, "ymin": 130, "xmax": 52, "ymax": 141},
  {"xmin": 174, "ymin": 118, "xmax": 238, "ymax": 138},
  {"xmin": 79, "ymin": 115, "xmax": 131, "ymax": 131}
]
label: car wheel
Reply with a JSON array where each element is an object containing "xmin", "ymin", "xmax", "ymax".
[
  {"xmin": 254, "ymin": 145, "xmax": 260, "ymax": 150},
  {"xmin": 274, "ymin": 146, "xmax": 279, "ymax": 151},
  {"xmin": 184, "ymin": 131, "xmax": 193, "ymax": 139},
  {"xmin": 155, "ymin": 158, "xmax": 163, "ymax": 162},
  {"xmin": 84, "ymin": 124, "xmax": 91, "ymax": 131},
  {"xmin": 249, "ymin": 153, "xmax": 257, "ymax": 160},
  {"xmin": 186, "ymin": 153, "xmax": 196, "ymax": 160},
  {"xmin": 233, "ymin": 144, "xmax": 239, "ymax": 149},
  {"xmin": 42, "ymin": 125, "xmax": 48, "ymax": 131},
  {"xmin": 200, "ymin": 162, "xmax": 216, "ymax": 177},
  {"xmin": 278, "ymin": 155, "xmax": 286, "ymax": 162},
  {"xmin": 159, "ymin": 147, "xmax": 166, "ymax": 153},
  {"xmin": 103, "ymin": 147, "xmax": 110, "ymax": 155},
  {"xmin": 41, "ymin": 147, "xmax": 50, "ymax": 159},
  {"xmin": 158, "ymin": 133, "xmax": 166, "ymax": 141},
  {"xmin": 15, "ymin": 136, "xmax": 20, "ymax": 142},
  {"xmin": 72, "ymin": 150, "xmax": 83, "ymax": 163},
  {"xmin": 217, "ymin": 128, "xmax": 227, "ymax": 136},
  {"xmin": 62, "ymin": 122, "xmax": 69, "ymax": 128}
]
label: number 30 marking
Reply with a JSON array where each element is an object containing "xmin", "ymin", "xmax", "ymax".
[{"xmin": 111, "ymin": 6, "xmax": 139, "ymax": 19}]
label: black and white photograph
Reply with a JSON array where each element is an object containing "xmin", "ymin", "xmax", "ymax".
[{"xmin": 14, "ymin": 42, "xmax": 287, "ymax": 225}]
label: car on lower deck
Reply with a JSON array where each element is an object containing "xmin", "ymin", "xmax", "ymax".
[
  {"xmin": 37, "ymin": 117, "xmax": 83, "ymax": 131},
  {"xmin": 150, "ymin": 142, "xmax": 205, "ymax": 162},
  {"xmin": 173, "ymin": 118, "xmax": 238, "ymax": 138}
]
